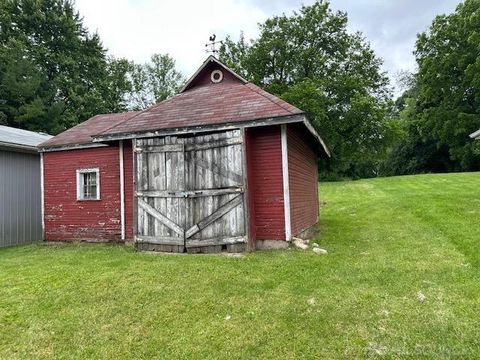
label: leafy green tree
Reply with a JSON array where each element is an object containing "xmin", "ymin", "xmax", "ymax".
[
  {"xmin": 127, "ymin": 54, "xmax": 184, "ymax": 110},
  {"xmin": 388, "ymin": 0, "xmax": 480, "ymax": 175},
  {"xmin": 413, "ymin": 0, "xmax": 480, "ymax": 171},
  {"xmin": 0, "ymin": 0, "xmax": 131, "ymax": 134},
  {"xmin": 219, "ymin": 1, "xmax": 392, "ymax": 178},
  {"xmin": 103, "ymin": 57, "xmax": 134, "ymax": 113}
]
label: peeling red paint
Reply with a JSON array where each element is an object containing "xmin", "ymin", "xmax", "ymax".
[{"xmin": 43, "ymin": 143, "xmax": 134, "ymax": 241}]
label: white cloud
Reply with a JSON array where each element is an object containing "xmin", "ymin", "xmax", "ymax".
[
  {"xmin": 75, "ymin": 0, "xmax": 461, "ymax": 91},
  {"xmin": 75, "ymin": 0, "xmax": 268, "ymax": 75}
]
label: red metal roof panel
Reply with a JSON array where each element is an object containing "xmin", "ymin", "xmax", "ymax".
[
  {"xmin": 96, "ymin": 82, "xmax": 303, "ymax": 137},
  {"xmin": 39, "ymin": 112, "xmax": 140, "ymax": 149}
]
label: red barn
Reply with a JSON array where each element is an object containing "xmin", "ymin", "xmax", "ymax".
[{"xmin": 39, "ymin": 56, "xmax": 330, "ymax": 252}]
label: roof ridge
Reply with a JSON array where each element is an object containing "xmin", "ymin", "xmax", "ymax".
[{"xmin": 245, "ymin": 83, "xmax": 301, "ymax": 114}]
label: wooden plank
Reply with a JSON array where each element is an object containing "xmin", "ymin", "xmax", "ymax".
[
  {"xmin": 192, "ymin": 154, "xmax": 243, "ymax": 184},
  {"xmin": 185, "ymin": 194, "xmax": 243, "ymax": 239},
  {"xmin": 229, "ymin": 131, "xmax": 238, "ymax": 235},
  {"xmin": 156, "ymin": 138, "xmax": 166, "ymax": 237},
  {"xmin": 184, "ymin": 136, "xmax": 243, "ymax": 151},
  {"xmin": 138, "ymin": 143, "xmax": 184, "ymax": 153},
  {"xmin": 135, "ymin": 187, "xmax": 244, "ymax": 198},
  {"xmin": 136, "ymin": 235, "xmax": 184, "ymax": 246},
  {"xmin": 141, "ymin": 140, "xmax": 150, "ymax": 235},
  {"xmin": 147, "ymin": 139, "xmax": 155, "ymax": 237},
  {"xmin": 219, "ymin": 134, "xmax": 229, "ymax": 236},
  {"xmin": 138, "ymin": 198, "xmax": 184, "ymax": 236},
  {"xmin": 165, "ymin": 136, "xmax": 173, "ymax": 237},
  {"xmin": 196, "ymin": 135, "xmax": 205, "ymax": 241},
  {"xmin": 178, "ymin": 139, "xmax": 186, "ymax": 242},
  {"xmin": 211, "ymin": 133, "xmax": 222, "ymax": 239},
  {"xmin": 204, "ymin": 134, "xmax": 214, "ymax": 240},
  {"xmin": 136, "ymin": 243, "xmax": 184, "ymax": 253},
  {"xmin": 235, "ymin": 134, "xmax": 245, "ymax": 236},
  {"xmin": 169, "ymin": 136, "xmax": 179, "ymax": 238},
  {"xmin": 185, "ymin": 136, "xmax": 194, "ymax": 238},
  {"xmin": 186, "ymin": 236, "xmax": 247, "ymax": 247},
  {"xmin": 241, "ymin": 128, "xmax": 251, "ymax": 247}
]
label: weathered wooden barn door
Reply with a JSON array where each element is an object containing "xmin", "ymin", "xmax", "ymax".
[
  {"xmin": 135, "ymin": 136, "xmax": 186, "ymax": 251},
  {"xmin": 134, "ymin": 130, "xmax": 247, "ymax": 252}
]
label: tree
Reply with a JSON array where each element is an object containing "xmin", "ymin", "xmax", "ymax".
[
  {"xmin": 219, "ymin": 1, "xmax": 392, "ymax": 178},
  {"xmin": 0, "ymin": 0, "xmax": 130, "ymax": 134},
  {"xmin": 388, "ymin": 0, "xmax": 480, "ymax": 175},
  {"xmin": 127, "ymin": 54, "xmax": 185, "ymax": 110},
  {"xmin": 415, "ymin": 0, "xmax": 480, "ymax": 171}
]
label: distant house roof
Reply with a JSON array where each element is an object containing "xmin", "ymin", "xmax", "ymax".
[
  {"xmin": 0, "ymin": 125, "xmax": 52, "ymax": 152},
  {"xmin": 38, "ymin": 112, "xmax": 140, "ymax": 150},
  {"xmin": 40, "ymin": 56, "xmax": 329, "ymax": 156},
  {"xmin": 470, "ymin": 129, "xmax": 480, "ymax": 140}
]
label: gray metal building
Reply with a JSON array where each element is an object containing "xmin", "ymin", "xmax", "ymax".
[{"xmin": 0, "ymin": 125, "xmax": 51, "ymax": 247}]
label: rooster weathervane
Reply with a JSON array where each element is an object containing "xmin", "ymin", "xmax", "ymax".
[{"xmin": 205, "ymin": 34, "xmax": 223, "ymax": 54}]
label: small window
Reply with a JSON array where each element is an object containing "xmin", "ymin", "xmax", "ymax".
[
  {"xmin": 211, "ymin": 69, "xmax": 223, "ymax": 83},
  {"xmin": 76, "ymin": 168, "xmax": 100, "ymax": 200}
]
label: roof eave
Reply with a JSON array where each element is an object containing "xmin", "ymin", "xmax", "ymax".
[
  {"xmin": 0, "ymin": 141, "xmax": 39, "ymax": 154},
  {"xmin": 301, "ymin": 118, "xmax": 331, "ymax": 157},
  {"xmin": 90, "ymin": 113, "xmax": 330, "ymax": 157},
  {"xmin": 91, "ymin": 114, "xmax": 305, "ymax": 142},
  {"xmin": 38, "ymin": 142, "xmax": 109, "ymax": 153}
]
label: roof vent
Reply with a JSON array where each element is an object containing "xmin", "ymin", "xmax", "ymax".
[{"xmin": 211, "ymin": 69, "xmax": 223, "ymax": 83}]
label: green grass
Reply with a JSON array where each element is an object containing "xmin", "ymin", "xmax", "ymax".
[{"xmin": 1, "ymin": 173, "xmax": 480, "ymax": 359}]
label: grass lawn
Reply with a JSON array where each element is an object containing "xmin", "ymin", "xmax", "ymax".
[{"xmin": 1, "ymin": 173, "xmax": 480, "ymax": 359}]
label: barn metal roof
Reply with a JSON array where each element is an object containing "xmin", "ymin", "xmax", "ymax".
[
  {"xmin": 40, "ymin": 57, "xmax": 329, "ymax": 156},
  {"xmin": 38, "ymin": 112, "xmax": 140, "ymax": 151},
  {"xmin": 0, "ymin": 125, "xmax": 52, "ymax": 152},
  {"xmin": 94, "ymin": 82, "xmax": 303, "ymax": 139}
]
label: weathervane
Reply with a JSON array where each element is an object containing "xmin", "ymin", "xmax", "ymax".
[{"xmin": 205, "ymin": 34, "xmax": 223, "ymax": 54}]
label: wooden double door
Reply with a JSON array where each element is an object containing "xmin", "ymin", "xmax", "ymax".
[{"xmin": 134, "ymin": 130, "xmax": 247, "ymax": 251}]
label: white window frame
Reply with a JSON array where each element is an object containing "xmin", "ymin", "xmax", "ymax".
[{"xmin": 76, "ymin": 168, "xmax": 100, "ymax": 201}]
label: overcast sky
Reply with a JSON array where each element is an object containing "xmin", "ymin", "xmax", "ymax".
[{"xmin": 75, "ymin": 0, "xmax": 461, "ymax": 90}]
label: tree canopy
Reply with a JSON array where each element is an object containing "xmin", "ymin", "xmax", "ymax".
[
  {"xmin": 0, "ymin": 0, "xmax": 184, "ymax": 135},
  {"xmin": 219, "ymin": 1, "xmax": 392, "ymax": 179},
  {"xmin": 127, "ymin": 54, "xmax": 185, "ymax": 110},
  {"xmin": 384, "ymin": 0, "xmax": 480, "ymax": 175},
  {"xmin": 0, "ymin": 0, "xmax": 118, "ymax": 134},
  {"xmin": 3, "ymin": 0, "xmax": 478, "ymax": 179}
]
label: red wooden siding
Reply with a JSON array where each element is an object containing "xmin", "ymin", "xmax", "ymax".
[
  {"xmin": 287, "ymin": 125, "xmax": 319, "ymax": 236},
  {"xmin": 244, "ymin": 129, "xmax": 257, "ymax": 247},
  {"xmin": 247, "ymin": 126, "xmax": 285, "ymax": 240},
  {"xmin": 43, "ymin": 144, "xmax": 134, "ymax": 241}
]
